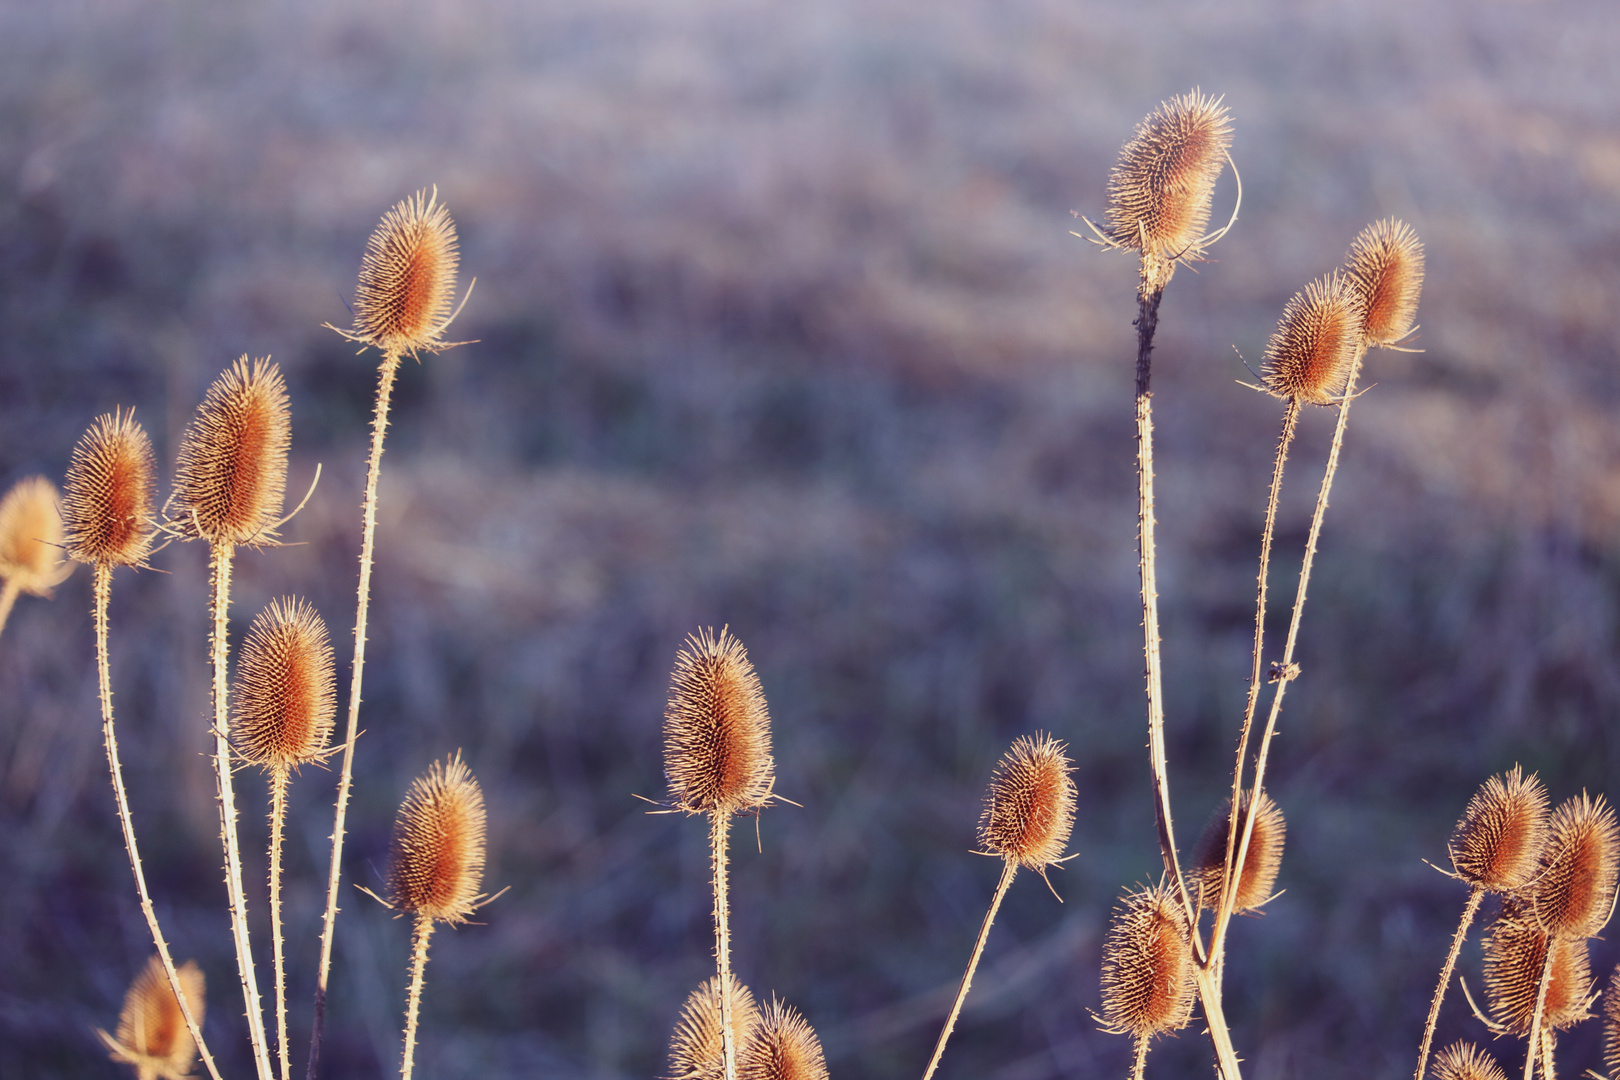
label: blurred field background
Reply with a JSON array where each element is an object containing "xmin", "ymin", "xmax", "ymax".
[{"xmin": 3, "ymin": 0, "xmax": 1619, "ymax": 1076}]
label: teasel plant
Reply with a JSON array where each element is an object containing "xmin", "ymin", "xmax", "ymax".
[
  {"xmin": 1432, "ymin": 1041, "xmax": 1510, "ymax": 1080},
  {"xmin": 98, "ymin": 954, "xmax": 207, "ymax": 1080},
  {"xmin": 921, "ymin": 733, "xmax": 1076, "ymax": 1080},
  {"xmin": 670, "ymin": 976, "xmax": 763, "ymax": 1080},
  {"xmin": 0, "ymin": 473, "xmax": 73, "ymax": 638},
  {"xmin": 739, "ymin": 997, "xmax": 830, "ymax": 1080},
  {"xmin": 230, "ymin": 597, "xmax": 338, "ymax": 1080},
  {"xmin": 309, "ymin": 187, "xmax": 468, "ymax": 1077},
  {"xmin": 1097, "ymin": 884, "xmax": 1196, "ymax": 1080}
]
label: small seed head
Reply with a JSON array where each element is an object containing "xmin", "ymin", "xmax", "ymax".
[
  {"xmin": 1098, "ymin": 884, "xmax": 1195, "ymax": 1040},
  {"xmin": 173, "ymin": 357, "xmax": 290, "ymax": 546},
  {"xmin": 1261, "ymin": 275, "xmax": 1363, "ymax": 404},
  {"xmin": 669, "ymin": 977, "xmax": 761, "ymax": 1080},
  {"xmin": 0, "ymin": 475, "xmax": 72, "ymax": 595},
  {"xmin": 1449, "ymin": 766, "xmax": 1549, "ymax": 893},
  {"xmin": 1106, "ymin": 89, "xmax": 1233, "ymax": 263},
  {"xmin": 1482, "ymin": 909, "xmax": 1592, "ymax": 1034},
  {"xmin": 1532, "ymin": 792, "xmax": 1620, "ymax": 939},
  {"xmin": 352, "ymin": 187, "xmax": 461, "ymax": 355},
  {"xmin": 1432, "ymin": 1041, "xmax": 1508, "ymax": 1080},
  {"xmin": 98, "ymin": 955, "xmax": 205, "ymax": 1080},
  {"xmin": 664, "ymin": 627, "xmax": 775, "ymax": 817},
  {"xmin": 1193, "ymin": 789, "xmax": 1286, "ymax": 913},
  {"xmin": 978, "ymin": 733, "xmax": 1076, "ymax": 872},
  {"xmin": 230, "ymin": 597, "xmax": 337, "ymax": 772},
  {"xmin": 1344, "ymin": 218, "xmax": 1424, "ymax": 346},
  {"xmin": 389, "ymin": 752, "xmax": 488, "ymax": 926},
  {"xmin": 738, "ymin": 998, "xmax": 828, "ymax": 1080},
  {"xmin": 62, "ymin": 410, "xmax": 156, "ymax": 569}
]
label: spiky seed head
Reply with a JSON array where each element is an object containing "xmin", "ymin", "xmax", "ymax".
[
  {"xmin": 62, "ymin": 410, "xmax": 156, "ymax": 569},
  {"xmin": 352, "ymin": 188, "xmax": 461, "ymax": 355},
  {"xmin": 0, "ymin": 475, "xmax": 72, "ymax": 595},
  {"xmin": 1099, "ymin": 884, "xmax": 1196, "ymax": 1040},
  {"xmin": 1432, "ymin": 1041, "xmax": 1508, "ymax": 1080},
  {"xmin": 1603, "ymin": 965, "xmax": 1620, "ymax": 1080},
  {"xmin": 1344, "ymin": 218, "xmax": 1425, "ymax": 346},
  {"xmin": 172, "ymin": 357, "xmax": 290, "ymax": 546},
  {"xmin": 97, "ymin": 955, "xmax": 206, "ymax": 1080},
  {"xmin": 664, "ymin": 627, "xmax": 775, "ymax": 817},
  {"xmin": 1532, "ymin": 792, "xmax": 1620, "ymax": 939},
  {"xmin": 1261, "ymin": 275, "xmax": 1364, "ymax": 404},
  {"xmin": 738, "ymin": 998, "xmax": 829, "ymax": 1080},
  {"xmin": 1449, "ymin": 767, "xmax": 1550, "ymax": 893},
  {"xmin": 668, "ymin": 977, "xmax": 761, "ymax": 1080},
  {"xmin": 1105, "ymin": 89, "xmax": 1233, "ymax": 262},
  {"xmin": 978, "ymin": 733, "xmax": 1076, "ymax": 871},
  {"xmin": 1482, "ymin": 908, "xmax": 1592, "ymax": 1034},
  {"xmin": 1192, "ymin": 789, "xmax": 1286, "ymax": 913},
  {"xmin": 230, "ymin": 597, "xmax": 337, "ymax": 772},
  {"xmin": 388, "ymin": 752, "xmax": 487, "ymax": 926}
]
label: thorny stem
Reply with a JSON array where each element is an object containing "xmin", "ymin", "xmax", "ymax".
[
  {"xmin": 711, "ymin": 810, "xmax": 738, "ymax": 1080},
  {"xmin": 1414, "ymin": 887, "xmax": 1485, "ymax": 1080},
  {"xmin": 309, "ymin": 349, "xmax": 401, "ymax": 1079},
  {"xmin": 400, "ymin": 915, "xmax": 434, "ymax": 1080},
  {"xmin": 93, "ymin": 564, "xmax": 225, "ymax": 1080},
  {"xmin": 270, "ymin": 765, "xmax": 292, "ymax": 1080},
  {"xmin": 0, "ymin": 577, "xmax": 20, "ymax": 639},
  {"xmin": 921, "ymin": 860, "xmax": 1018, "ymax": 1080},
  {"xmin": 1129, "ymin": 1033, "xmax": 1150, "ymax": 1080},
  {"xmin": 1524, "ymin": 935, "xmax": 1555, "ymax": 1080}
]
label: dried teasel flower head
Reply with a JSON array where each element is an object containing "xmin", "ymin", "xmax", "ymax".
[
  {"xmin": 1098, "ymin": 884, "xmax": 1195, "ymax": 1040},
  {"xmin": 738, "ymin": 997, "xmax": 829, "ymax": 1080},
  {"xmin": 1105, "ymin": 89, "xmax": 1234, "ymax": 265},
  {"xmin": 172, "ymin": 357, "xmax": 290, "ymax": 547},
  {"xmin": 350, "ymin": 187, "xmax": 461, "ymax": 356},
  {"xmin": 230, "ymin": 597, "xmax": 337, "ymax": 772},
  {"xmin": 1604, "ymin": 965, "xmax": 1620, "ymax": 1080},
  {"xmin": 388, "ymin": 752, "xmax": 488, "ymax": 926},
  {"xmin": 0, "ymin": 475, "xmax": 72, "ymax": 595},
  {"xmin": 664, "ymin": 626, "xmax": 775, "ymax": 817},
  {"xmin": 1532, "ymin": 792, "xmax": 1620, "ymax": 939},
  {"xmin": 1260, "ymin": 275, "xmax": 1364, "ymax": 404},
  {"xmin": 97, "ymin": 955, "xmax": 206, "ymax": 1080},
  {"xmin": 1448, "ymin": 766, "xmax": 1549, "ymax": 893},
  {"xmin": 1344, "ymin": 218, "xmax": 1424, "ymax": 346},
  {"xmin": 978, "ymin": 733, "xmax": 1077, "ymax": 873},
  {"xmin": 1482, "ymin": 908, "xmax": 1593, "ymax": 1034},
  {"xmin": 1192, "ymin": 789, "xmax": 1286, "ymax": 913},
  {"xmin": 62, "ymin": 410, "xmax": 156, "ymax": 569},
  {"xmin": 668, "ymin": 976, "xmax": 761, "ymax": 1080},
  {"xmin": 1431, "ymin": 1041, "xmax": 1508, "ymax": 1080}
]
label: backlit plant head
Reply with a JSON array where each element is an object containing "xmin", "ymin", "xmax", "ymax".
[
  {"xmin": 389, "ymin": 752, "xmax": 488, "ymax": 926},
  {"xmin": 1449, "ymin": 766, "xmax": 1549, "ymax": 893},
  {"xmin": 978, "ymin": 733, "xmax": 1076, "ymax": 873},
  {"xmin": 664, "ymin": 626, "xmax": 776, "ymax": 817},
  {"xmin": 1260, "ymin": 275, "xmax": 1363, "ymax": 405},
  {"xmin": 172, "ymin": 357, "xmax": 290, "ymax": 547},
  {"xmin": 0, "ymin": 475, "xmax": 72, "ymax": 594},
  {"xmin": 1106, "ymin": 89, "xmax": 1234, "ymax": 267},
  {"xmin": 230, "ymin": 597, "xmax": 337, "ymax": 773},
  {"xmin": 350, "ymin": 187, "xmax": 461, "ymax": 356},
  {"xmin": 1344, "ymin": 218, "xmax": 1425, "ymax": 346},
  {"xmin": 62, "ymin": 410, "xmax": 156, "ymax": 569},
  {"xmin": 97, "ymin": 955, "xmax": 206, "ymax": 1080},
  {"xmin": 669, "ymin": 977, "xmax": 761, "ymax": 1080}
]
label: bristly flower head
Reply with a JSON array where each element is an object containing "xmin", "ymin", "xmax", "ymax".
[
  {"xmin": 0, "ymin": 475, "xmax": 72, "ymax": 595},
  {"xmin": 978, "ymin": 733, "xmax": 1077, "ymax": 873},
  {"xmin": 62, "ymin": 410, "xmax": 156, "ymax": 569},
  {"xmin": 1482, "ymin": 908, "xmax": 1593, "ymax": 1034},
  {"xmin": 172, "ymin": 357, "xmax": 290, "ymax": 547},
  {"xmin": 1193, "ymin": 789, "xmax": 1286, "ymax": 913},
  {"xmin": 1532, "ymin": 792, "xmax": 1620, "ymax": 939},
  {"xmin": 97, "ymin": 955, "xmax": 206, "ymax": 1080},
  {"xmin": 1604, "ymin": 965, "xmax": 1620, "ymax": 1080},
  {"xmin": 1106, "ymin": 89, "xmax": 1234, "ymax": 263},
  {"xmin": 389, "ymin": 752, "xmax": 488, "ymax": 926},
  {"xmin": 1449, "ymin": 766, "xmax": 1549, "ymax": 893},
  {"xmin": 663, "ymin": 626, "xmax": 776, "ymax": 817},
  {"xmin": 1261, "ymin": 275, "xmax": 1363, "ymax": 404},
  {"xmin": 1432, "ymin": 1041, "xmax": 1508, "ymax": 1080},
  {"xmin": 1344, "ymin": 218, "xmax": 1424, "ymax": 346},
  {"xmin": 231, "ymin": 597, "xmax": 337, "ymax": 773},
  {"xmin": 1098, "ymin": 884, "xmax": 1195, "ymax": 1040},
  {"xmin": 738, "ymin": 998, "xmax": 829, "ymax": 1080},
  {"xmin": 350, "ymin": 187, "xmax": 461, "ymax": 356},
  {"xmin": 669, "ymin": 977, "xmax": 761, "ymax": 1080}
]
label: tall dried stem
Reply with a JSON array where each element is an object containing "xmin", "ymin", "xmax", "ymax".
[
  {"xmin": 1415, "ymin": 887, "xmax": 1486, "ymax": 1080},
  {"xmin": 400, "ymin": 915, "xmax": 434, "ymax": 1080},
  {"xmin": 268, "ymin": 765, "xmax": 292, "ymax": 1080},
  {"xmin": 921, "ymin": 861, "xmax": 1018, "ymax": 1080},
  {"xmin": 710, "ymin": 810, "xmax": 738, "ymax": 1080},
  {"xmin": 1524, "ymin": 940, "xmax": 1555, "ymax": 1080}
]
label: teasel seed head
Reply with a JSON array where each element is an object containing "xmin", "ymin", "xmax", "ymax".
[
  {"xmin": 1482, "ymin": 908, "xmax": 1592, "ymax": 1034},
  {"xmin": 1603, "ymin": 965, "xmax": 1620, "ymax": 1079},
  {"xmin": 1098, "ymin": 884, "xmax": 1195, "ymax": 1040},
  {"xmin": 172, "ymin": 357, "xmax": 290, "ymax": 547},
  {"xmin": 738, "ymin": 997, "xmax": 829, "ymax": 1080},
  {"xmin": 1344, "ymin": 218, "xmax": 1424, "ymax": 346},
  {"xmin": 230, "ymin": 597, "xmax": 337, "ymax": 772},
  {"xmin": 978, "ymin": 733, "xmax": 1077, "ymax": 872},
  {"xmin": 664, "ymin": 626, "xmax": 776, "ymax": 817},
  {"xmin": 1193, "ymin": 789, "xmax": 1286, "ymax": 913},
  {"xmin": 1260, "ymin": 275, "xmax": 1364, "ymax": 404},
  {"xmin": 62, "ymin": 410, "xmax": 157, "ymax": 569},
  {"xmin": 388, "ymin": 752, "xmax": 488, "ymax": 926},
  {"xmin": 1448, "ymin": 766, "xmax": 1549, "ymax": 893},
  {"xmin": 668, "ymin": 977, "xmax": 762, "ymax": 1080},
  {"xmin": 351, "ymin": 187, "xmax": 461, "ymax": 356},
  {"xmin": 1532, "ymin": 792, "xmax": 1620, "ymax": 939},
  {"xmin": 1105, "ymin": 89, "xmax": 1233, "ymax": 263},
  {"xmin": 97, "ymin": 955, "xmax": 206, "ymax": 1080},
  {"xmin": 0, "ymin": 475, "xmax": 72, "ymax": 595},
  {"xmin": 1432, "ymin": 1041, "xmax": 1509, "ymax": 1080}
]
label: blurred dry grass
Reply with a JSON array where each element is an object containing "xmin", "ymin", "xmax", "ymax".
[{"xmin": 3, "ymin": 0, "xmax": 1620, "ymax": 1077}]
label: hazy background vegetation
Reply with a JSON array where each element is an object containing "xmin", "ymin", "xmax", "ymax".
[{"xmin": 3, "ymin": 0, "xmax": 1619, "ymax": 1076}]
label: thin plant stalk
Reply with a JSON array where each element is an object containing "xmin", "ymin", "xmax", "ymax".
[
  {"xmin": 1129, "ymin": 1033, "xmax": 1151, "ymax": 1080},
  {"xmin": 400, "ymin": 915, "xmax": 435, "ymax": 1080},
  {"xmin": 269, "ymin": 764, "xmax": 292, "ymax": 1080},
  {"xmin": 92, "ymin": 563, "xmax": 225, "ymax": 1080},
  {"xmin": 0, "ymin": 577, "xmax": 20, "ymax": 638},
  {"xmin": 710, "ymin": 810, "xmax": 738, "ymax": 1080},
  {"xmin": 309, "ymin": 348, "xmax": 402, "ymax": 1077},
  {"xmin": 1414, "ymin": 887, "xmax": 1486, "ymax": 1080},
  {"xmin": 1524, "ymin": 939, "xmax": 1555, "ymax": 1080},
  {"xmin": 920, "ymin": 860, "xmax": 1018, "ymax": 1080}
]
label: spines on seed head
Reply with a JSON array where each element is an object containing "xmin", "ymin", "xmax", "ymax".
[
  {"xmin": 230, "ymin": 597, "xmax": 338, "ymax": 773},
  {"xmin": 669, "ymin": 977, "xmax": 761, "ymax": 1080},
  {"xmin": 1449, "ymin": 766, "xmax": 1550, "ymax": 894},
  {"xmin": 352, "ymin": 187, "xmax": 461, "ymax": 356},
  {"xmin": 1482, "ymin": 906, "xmax": 1592, "ymax": 1034},
  {"xmin": 1431, "ymin": 1041, "xmax": 1509, "ymax": 1080},
  {"xmin": 97, "ymin": 955, "xmax": 206, "ymax": 1080},
  {"xmin": 388, "ymin": 752, "xmax": 488, "ymax": 926},
  {"xmin": 1106, "ymin": 89, "xmax": 1234, "ymax": 263},
  {"xmin": 1099, "ymin": 884, "xmax": 1195, "ymax": 1041},
  {"xmin": 738, "ymin": 997, "xmax": 829, "ymax": 1080},
  {"xmin": 1193, "ymin": 789, "xmax": 1285, "ymax": 913},
  {"xmin": 62, "ymin": 410, "xmax": 156, "ymax": 569},
  {"xmin": 663, "ymin": 626, "xmax": 775, "ymax": 818},
  {"xmin": 1260, "ymin": 275, "xmax": 1363, "ymax": 405},
  {"xmin": 1532, "ymin": 792, "xmax": 1620, "ymax": 939},
  {"xmin": 978, "ymin": 733, "xmax": 1076, "ymax": 872},
  {"xmin": 173, "ymin": 357, "xmax": 290, "ymax": 547},
  {"xmin": 1344, "ymin": 218, "xmax": 1424, "ymax": 346},
  {"xmin": 0, "ymin": 475, "xmax": 72, "ymax": 594}
]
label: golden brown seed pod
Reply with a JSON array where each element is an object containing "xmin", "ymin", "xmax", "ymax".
[
  {"xmin": 1098, "ymin": 884, "xmax": 1195, "ymax": 1040},
  {"xmin": 97, "ymin": 955, "xmax": 206, "ymax": 1080},
  {"xmin": 1603, "ymin": 965, "xmax": 1620, "ymax": 1080},
  {"xmin": 62, "ymin": 410, "xmax": 156, "ymax": 569},
  {"xmin": 388, "ymin": 752, "xmax": 488, "ymax": 926},
  {"xmin": 664, "ymin": 626, "xmax": 775, "ymax": 817},
  {"xmin": 1532, "ymin": 792, "xmax": 1620, "ymax": 939},
  {"xmin": 1431, "ymin": 1041, "xmax": 1508, "ymax": 1080},
  {"xmin": 1482, "ymin": 909, "xmax": 1592, "ymax": 1034},
  {"xmin": 1105, "ymin": 89, "xmax": 1234, "ymax": 262},
  {"xmin": 0, "ymin": 475, "xmax": 72, "ymax": 594},
  {"xmin": 172, "ymin": 357, "xmax": 290, "ymax": 546},
  {"xmin": 1192, "ymin": 789, "xmax": 1286, "ymax": 912},
  {"xmin": 668, "ymin": 976, "xmax": 761, "ymax": 1080},
  {"xmin": 230, "ymin": 597, "xmax": 337, "ymax": 771},
  {"xmin": 1344, "ymin": 218, "xmax": 1424, "ymax": 346},
  {"xmin": 352, "ymin": 187, "xmax": 461, "ymax": 355},
  {"xmin": 738, "ymin": 997, "xmax": 829, "ymax": 1080},
  {"xmin": 978, "ymin": 733, "xmax": 1076, "ymax": 872},
  {"xmin": 1260, "ymin": 275, "xmax": 1364, "ymax": 404},
  {"xmin": 1448, "ymin": 766, "xmax": 1549, "ymax": 893}
]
